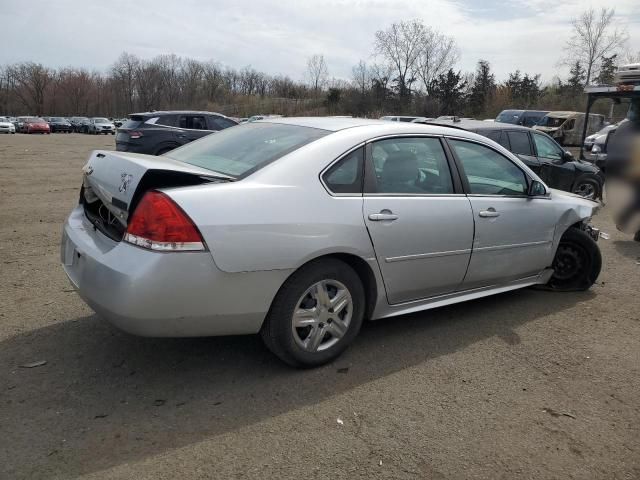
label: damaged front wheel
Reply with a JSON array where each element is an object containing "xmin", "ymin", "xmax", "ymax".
[{"xmin": 547, "ymin": 228, "xmax": 602, "ymax": 291}]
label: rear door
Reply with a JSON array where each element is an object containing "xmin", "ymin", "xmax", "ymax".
[
  {"xmin": 505, "ymin": 130, "xmax": 540, "ymax": 173},
  {"xmin": 176, "ymin": 114, "xmax": 212, "ymax": 143},
  {"xmin": 363, "ymin": 136, "xmax": 474, "ymax": 304},
  {"xmin": 447, "ymin": 138, "xmax": 556, "ymax": 289}
]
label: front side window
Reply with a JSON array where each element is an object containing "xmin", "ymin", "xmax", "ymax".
[
  {"xmin": 209, "ymin": 116, "xmax": 237, "ymax": 130},
  {"xmin": 450, "ymin": 139, "xmax": 528, "ymax": 196},
  {"xmin": 322, "ymin": 147, "xmax": 363, "ymax": 194},
  {"xmin": 370, "ymin": 137, "xmax": 454, "ymax": 194},
  {"xmin": 165, "ymin": 123, "xmax": 329, "ymax": 178},
  {"xmin": 532, "ymin": 133, "xmax": 563, "ymax": 160},
  {"xmin": 506, "ymin": 131, "xmax": 533, "ymax": 155}
]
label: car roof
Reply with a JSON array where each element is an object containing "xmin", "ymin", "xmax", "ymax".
[
  {"xmin": 130, "ymin": 110, "xmax": 229, "ymax": 117},
  {"xmin": 421, "ymin": 119, "xmax": 533, "ymax": 132},
  {"xmin": 260, "ymin": 116, "xmax": 396, "ymax": 131},
  {"xmin": 258, "ymin": 117, "xmax": 498, "ymax": 141}
]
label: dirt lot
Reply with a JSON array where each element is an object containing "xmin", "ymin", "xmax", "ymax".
[{"xmin": 1, "ymin": 133, "xmax": 639, "ymax": 480}]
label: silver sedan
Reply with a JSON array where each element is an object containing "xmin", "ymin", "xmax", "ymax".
[{"xmin": 61, "ymin": 118, "xmax": 602, "ymax": 367}]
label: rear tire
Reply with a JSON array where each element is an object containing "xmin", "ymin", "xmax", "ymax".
[
  {"xmin": 547, "ymin": 228, "xmax": 601, "ymax": 291},
  {"xmin": 261, "ymin": 259, "xmax": 365, "ymax": 368}
]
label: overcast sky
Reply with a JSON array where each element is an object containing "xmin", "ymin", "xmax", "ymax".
[{"xmin": 2, "ymin": 0, "xmax": 639, "ymax": 84}]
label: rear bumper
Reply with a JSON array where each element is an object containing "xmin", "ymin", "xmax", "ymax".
[
  {"xmin": 116, "ymin": 142, "xmax": 147, "ymax": 154},
  {"xmin": 61, "ymin": 205, "xmax": 291, "ymax": 337}
]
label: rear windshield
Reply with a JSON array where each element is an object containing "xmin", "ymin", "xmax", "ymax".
[
  {"xmin": 496, "ymin": 110, "xmax": 523, "ymax": 124},
  {"xmin": 537, "ymin": 116, "xmax": 566, "ymax": 128},
  {"xmin": 121, "ymin": 119, "xmax": 142, "ymax": 129},
  {"xmin": 165, "ymin": 123, "xmax": 329, "ymax": 178}
]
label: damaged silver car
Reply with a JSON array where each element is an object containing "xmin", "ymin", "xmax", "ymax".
[{"xmin": 61, "ymin": 118, "xmax": 602, "ymax": 367}]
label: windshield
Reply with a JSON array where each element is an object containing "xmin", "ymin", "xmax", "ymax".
[
  {"xmin": 537, "ymin": 116, "xmax": 566, "ymax": 128},
  {"xmin": 496, "ymin": 110, "xmax": 523, "ymax": 124},
  {"xmin": 94, "ymin": 118, "xmax": 110, "ymax": 123},
  {"xmin": 166, "ymin": 123, "xmax": 329, "ymax": 178},
  {"xmin": 27, "ymin": 117, "xmax": 45, "ymax": 123},
  {"xmin": 51, "ymin": 117, "xmax": 65, "ymax": 122}
]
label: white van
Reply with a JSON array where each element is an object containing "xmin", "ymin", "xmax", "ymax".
[{"xmin": 533, "ymin": 111, "xmax": 605, "ymax": 146}]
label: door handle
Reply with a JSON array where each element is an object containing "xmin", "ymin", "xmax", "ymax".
[
  {"xmin": 479, "ymin": 208, "xmax": 500, "ymax": 218},
  {"xmin": 369, "ymin": 212, "xmax": 399, "ymax": 221}
]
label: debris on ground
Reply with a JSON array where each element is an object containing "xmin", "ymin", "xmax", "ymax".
[
  {"xmin": 542, "ymin": 407, "xmax": 576, "ymax": 419},
  {"xmin": 20, "ymin": 360, "xmax": 47, "ymax": 368},
  {"xmin": 337, "ymin": 418, "xmax": 344, "ymax": 425}
]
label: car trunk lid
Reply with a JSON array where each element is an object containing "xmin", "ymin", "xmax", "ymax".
[{"xmin": 81, "ymin": 150, "xmax": 231, "ymax": 241}]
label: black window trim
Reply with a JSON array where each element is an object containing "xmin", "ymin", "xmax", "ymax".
[
  {"xmin": 362, "ymin": 134, "xmax": 465, "ymax": 197},
  {"xmin": 444, "ymin": 136, "xmax": 534, "ymax": 198},
  {"xmin": 319, "ymin": 143, "xmax": 366, "ymax": 197}
]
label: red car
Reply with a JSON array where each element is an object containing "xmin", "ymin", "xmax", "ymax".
[{"xmin": 23, "ymin": 117, "xmax": 50, "ymax": 134}]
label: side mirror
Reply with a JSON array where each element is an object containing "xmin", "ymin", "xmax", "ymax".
[
  {"xmin": 562, "ymin": 150, "xmax": 574, "ymax": 162},
  {"xmin": 528, "ymin": 180, "xmax": 547, "ymax": 196}
]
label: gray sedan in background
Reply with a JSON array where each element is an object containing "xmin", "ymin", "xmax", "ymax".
[{"xmin": 62, "ymin": 118, "xmax": 602, "ymax": 367}]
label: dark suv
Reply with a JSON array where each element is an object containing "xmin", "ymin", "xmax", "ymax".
[
  {"xmin": 116, "ymin": 111, "xmax": 238, "ymax": 155},
  {"xmin": 420, "ymin": 119, "xmax": 605, "ymax": 199}
]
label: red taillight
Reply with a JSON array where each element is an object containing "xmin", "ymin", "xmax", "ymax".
[
  {"xmin": 129, "ymin": 130, "xmax": 143, "ymax": 139},
  {"xmin": 124, "ymin": 191, "xmax": 205, "ymax": 251}
]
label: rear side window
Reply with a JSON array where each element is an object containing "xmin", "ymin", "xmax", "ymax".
[
  {"xmin": 506, "ymin": 131, "xmax": 533, "ymax": 155},
  {"xmin": 165, "ymin": 123, "xmax": 329, "ymax": 178},
  {"xmin": 179, "ymin": 115, "xmax": 208, "ymax": 130},
  {"xmin": 157, "ymin": 115, "xmax": 177, "ymax": 127},
  {"xmin": 450, "ymin": 139, "xmax": 528, "ymax": 196},
  {"xmin": 209, "ymin": 116, "xmax": 237, "ymax": 130},
  {"xmin": 370, "ymin": 137, "xmax": 454, "ymax": 194},
  {"xmin": 322, "ymin": 147, "xmax": 363, "ymax": 194}
]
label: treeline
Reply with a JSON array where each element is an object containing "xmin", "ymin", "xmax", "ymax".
[{"xmin": 0, "ymin": 13, "xmax": 632, "ymax": 120}]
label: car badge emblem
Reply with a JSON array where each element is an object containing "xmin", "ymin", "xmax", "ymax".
[
  {"xmin": 83, "ymin": 164, "xmax": 94, "ymax": 176},
  {"xmin": 119, "ymin": 173, "xmax": 133, "ymax": 193}
]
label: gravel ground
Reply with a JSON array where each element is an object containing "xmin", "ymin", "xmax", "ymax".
[{"xmin": 1, "ymin": 133, "xmax": 639, "ymax": 480}]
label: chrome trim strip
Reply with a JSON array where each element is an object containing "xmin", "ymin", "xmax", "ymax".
[
  {"xmin": 473, "ymin": 240, "xmax": 552, "ymax": 252},
  {"xmin": 385, "ymin": 248, "xmax": 471, "ymax": 263}
]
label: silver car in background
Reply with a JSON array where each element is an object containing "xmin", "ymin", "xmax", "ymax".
[{"xmin": 61, "ymin": 118, "xmax": 602, "ymax": 367}]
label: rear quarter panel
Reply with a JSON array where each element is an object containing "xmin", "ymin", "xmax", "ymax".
[{"xmin": 166, "ymin": 129, "xmax": 379, "ymax": 273}]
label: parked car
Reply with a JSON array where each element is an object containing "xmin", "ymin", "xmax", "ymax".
[
  {"xmin": 15, "ymin": 116, "xmax": 33, "ymax": 132},
  {"xmin": 585, "ymin": 120, "xmax": 627, "ymax": 173},
  {"xmin": 113, "ymin": 118, "xmax": 128, "ymax": 128},
  {"xmin": 88, "ymin": 117, "xmax": 116, "ymax": 135},
  {"xmin": 614, "ymin": 62, "xmax": 640, "ymax": 85},
  {"xmin": 418, "ymin": 119, "xmax": 605, "ymax": 199},
  {"xmin": 0, "ymin": 116, "xmax": 16, "ymax": 134},
  {"xmin": 534, "ymin": 112, "xmax": 605, "ymax": 146},
  {"xmin": 69, "ymin": 117, "xmax": 90, "ymax": 133},
  {"xmin": 116, "ymin": 110, "xmax": 238, "ymax": 155},
  {"xmin": 48, "ymin": 117, "xmax": 73, "ymax": 133},
  {"xmin": 62, "ymin": 118, "xmax": 602, "ymax": 367},
  {"xmin": 23, "ymin": 117, "xmax": 50, "ymax": 134},
  {"xmin": 495, "ymin": 109, "xmax": 549, "ymax": 127}
]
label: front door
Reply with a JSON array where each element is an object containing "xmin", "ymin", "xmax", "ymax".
[
  {"xmin": 363, "ymin": 136, "xmax": 474, "ymax": 304},
  {"xmin": 532, "ymin": 132, "xmax": 576, "ymax": 192},
  {"xmin": 447, "ymin": 138, "xmax": 557, "ymax": 289}
]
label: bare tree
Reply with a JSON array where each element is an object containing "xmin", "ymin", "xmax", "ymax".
[
  {"xmin": 352, "ymin": 60, "xmax": 370, "ymax": 94},
  {"xmin": 564, "ymin": 7, "xmax": 628, "ymax": 86},
  {"xmin": 306, "ymin": 54, "xmax": 328, "ymax": 93},
  {"xmin": 9, "ymin": 62, "xmax": 52, "ymax": 114},
  {"xmin": 374, "ymin": 19, "xmax": 427, "ymax": 97},
  {"xmin": 415, "ymin": 29, "xmax": 459, "ymax": 94}
]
